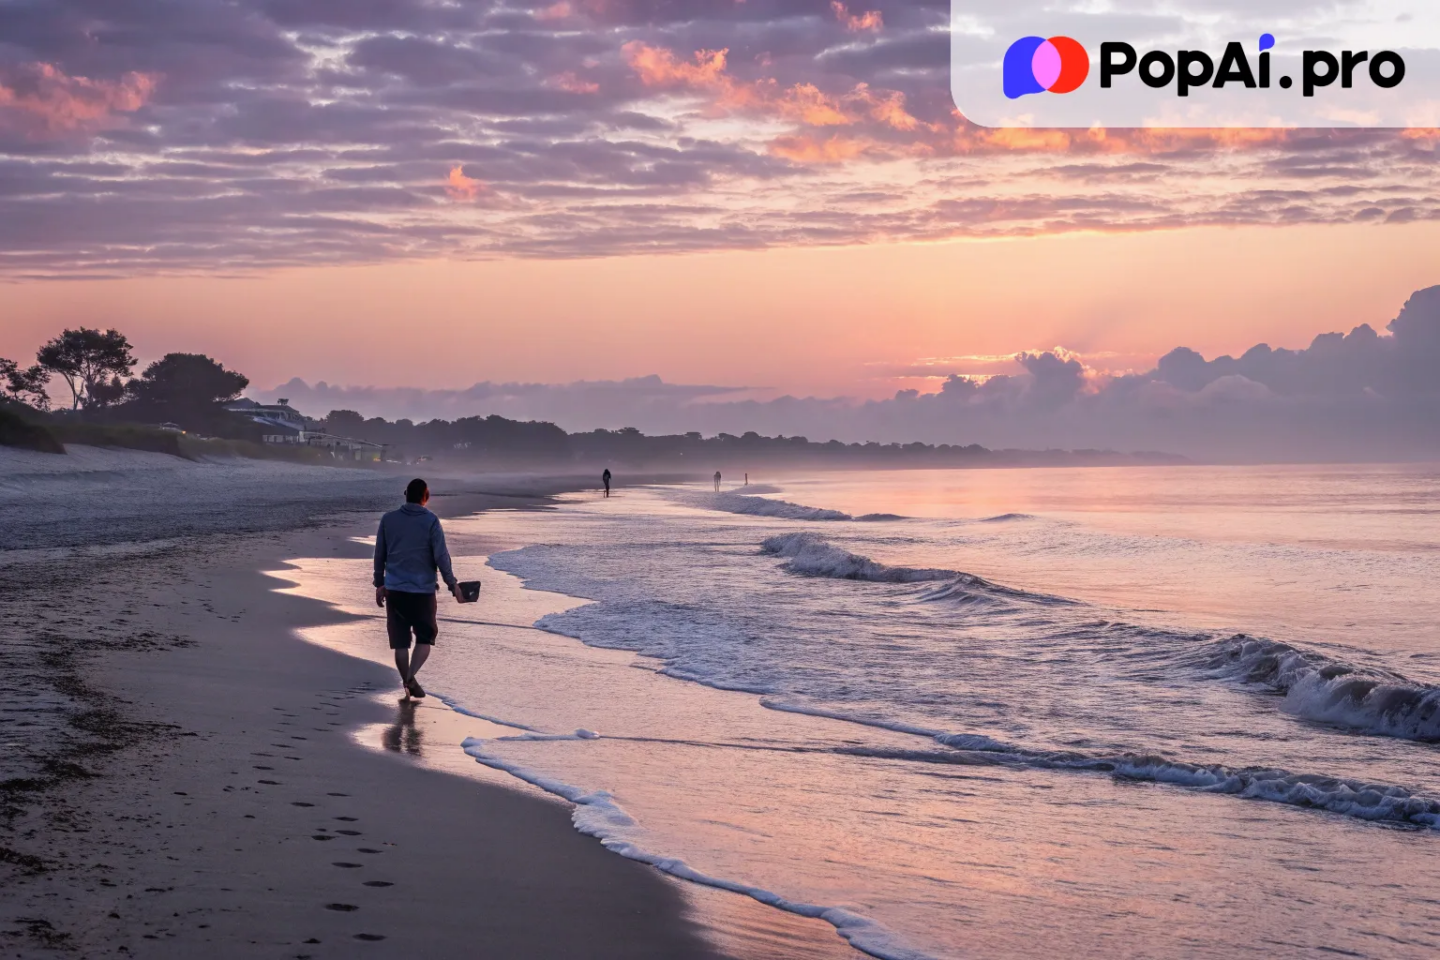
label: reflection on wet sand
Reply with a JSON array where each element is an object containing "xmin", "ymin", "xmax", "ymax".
[
  {"xmin": 299, "ymin": 555, "xmax": 870, "ymax": 960},
  {"xmin": 383, "ymin": 699, "xmax": 424, "ymax": 755}
]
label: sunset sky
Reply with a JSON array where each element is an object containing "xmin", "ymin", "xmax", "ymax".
[{"xmin": 3, "ymin": 0, "xmax": 1439, "ymax": 407}]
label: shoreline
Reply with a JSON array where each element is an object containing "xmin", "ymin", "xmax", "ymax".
[
  {"xmin": 0, "ymin": 454, "xmax": 726, "ymax": 957},
  {"xmin": 278, "ymin": 511, "xmax": 871, "ymax": 960}
]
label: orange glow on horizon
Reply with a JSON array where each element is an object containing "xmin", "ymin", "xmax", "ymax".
[{"xmin": 4, "ymin": 222, "xmax": 1438, "ymax": 402}]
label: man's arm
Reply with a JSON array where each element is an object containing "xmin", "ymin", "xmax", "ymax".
[
  {"xmin": 431, "ymin": 518, "xmax": 459, "ymax": 594},
  {"xmin": 373, "ymin": 518, "xmax": 388, "ymax": 606}
]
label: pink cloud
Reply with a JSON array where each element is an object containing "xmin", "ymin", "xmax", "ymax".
[
  {"xmin": 830, "ymin": 1, "xmax": 883, "ymax": 32},
  {"xmin": 847, "ymin": 84, "xmax": 926, "ymax": 132},
  {"xmin": 445, "ymin": 165, "xmax": 485, "ymax": 201},
  {"xmin": 625, "ymin": 44, "xmax": 733, "ymax": 91},
  {"xmin": 624, "ymin": 42, "xmax": 925, "ymax": 135},
  {"xmin": 769, "ymin": 133, "xmax": 872, "ymax": 163},
  {"xmin": 623, "ymin": 43, "xmax": 768, "ymax": 113},
  {"xmin": 0, "ymin": 63, "xmax": 157, "ymax": 138},
  {"xmin": 775, "ymin": 83, "xmax": 850, "ymax": 126},
  {"xmin": 548, "ymin": 72, "xmax": 600, "ymax": 94},
  {"xmin": 622, "ymin": 44, "xmax": 1310, "ymax": 167}
]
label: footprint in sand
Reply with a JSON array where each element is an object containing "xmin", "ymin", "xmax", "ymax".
[
  {"xmin": 258, "ymin": 780, "xmax": 280, "ymax": 785},
  {"xmin": 312, "ymin": 835, "xmax": 336, "ymax": 842},
  {"xmin": 335, "ymin": 817, "xmax": 358, "ymax": 822},
  {"xmin": 353, "ymin": 933, "xmax": 386, "ymax": 941},
  {"xmin": 327, "ymin": 793, "xmax": 349, "ymax": 798},
  {"xmin": 254, "ymin": 766, "xmax": 274, "ymax": 771},
  {"xmin": 362, "ymin": 881, "xmax": 393, "ymax": 888},
  {"xmin": 332, "ymin": 863, "xmax": 363, "ymax": 869},
  {"xmin": 292, "ymin": 802, "xmax": 315, "ymax": 808},
  {"xmin": 357, "ymin": 848, "xmax": 382, "ymax": 854},
  {"xmin": 324, "ymin": 904, "xmax": 358, "ymax": 912}
]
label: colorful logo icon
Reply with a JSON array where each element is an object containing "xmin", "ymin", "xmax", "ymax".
[{"xmin": 1004, "ymin": 36, "xmax": 1090, "ymax": 99}]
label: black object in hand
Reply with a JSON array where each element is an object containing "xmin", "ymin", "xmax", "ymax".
[{"xmin": 457, "ymin": 581, "xmax": 482, "ymax": 603}]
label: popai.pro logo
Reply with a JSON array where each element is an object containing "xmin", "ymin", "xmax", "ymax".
[
  {"xmin": 954, "ymin": 1, "xmax": 1434, "ymax": 128},
  {"xmin": 1003, "ymin": 36, "xmax": 1090, "ymax": 99},
  {"xmin": 1003, "ymin": 33, "xmax": 1406, "ymax": 101}
]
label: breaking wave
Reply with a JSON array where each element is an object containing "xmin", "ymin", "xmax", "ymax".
[
  {"xmin": 679, "ymin": 489, "xmax": 905, "ymax": 522},
  {"xmin": 707, "ymin": 492, "xmax": 853, "ymax": 521},
  {"xmin": 1188, "ymin": 634, "xmax": 1440, "ymax": 742},
  {"xmin": 905, "ymin": 734, "xmax": 1440, "ymax": 829},
  {"xmin": 760, "ymin": 533, "xmax": 1076, "ymax": 606},
  {"xmin": 761, "ymin": 532, "xmax": 955, "ymax": 582}
]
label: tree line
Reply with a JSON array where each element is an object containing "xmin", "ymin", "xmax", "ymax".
[
  {"xmin": 320, "ymin": 411, "xmax": 1181, "ymax": 469},
  {"xmin": 2, "ymin": 328, "xmax": 253, "ymax": 436},
  {"xmin": 4, "ymin": 326, "xmax": 1182, "ymax": 469}
]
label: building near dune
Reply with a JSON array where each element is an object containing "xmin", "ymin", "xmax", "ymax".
[
  {"xmin": 225, "ymin": 398, "xmax": 386, "ymax": 462},
  {"xmin": 226, "ymin": 397, "xmax": 316, "ymax": 435}
]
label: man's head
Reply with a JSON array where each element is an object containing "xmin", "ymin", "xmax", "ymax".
[{"xmin": 405, "ymin": 478, "xmax": 429, "ymax": 505}]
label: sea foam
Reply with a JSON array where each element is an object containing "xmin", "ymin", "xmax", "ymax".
[
  {"xmin": 761, "ymin": 532, "xmax": 954, "ymax": 582},
  {"xmin": 1190, "ymin": 634, "xmax": 1440, "ymax": 742},
  {"xmin": 672, "ymin": 488, "xmax": 903, "ymax": 522},
  {"xmin": 460, "ymin": 735, "xmax": 936, "ymax": 960},
  {"xmin": 760, "ymin": 532, "xmax": 1075, "ymax": 606},
  {"xmin": 862, "ymin": 737, "xmax": 1440, "ymax": 829}
]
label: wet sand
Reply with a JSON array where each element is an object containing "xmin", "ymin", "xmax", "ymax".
[{"xmin": 0, "ymin": 449, "xmax": 723, "ymax": 958}]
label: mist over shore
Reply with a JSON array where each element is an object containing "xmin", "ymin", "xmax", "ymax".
[{"xmin": 261, "ymin": 285, "xmax": 1440, "ymax": 463}]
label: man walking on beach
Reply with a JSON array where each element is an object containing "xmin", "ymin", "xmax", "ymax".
[
  {"xmin": 374, "ymin": 478, "xmax": 460, "ymax": 699},
  {"xmin": 602, "ymin": 468, "xmax": 611, "ymax": 498},
  {"xmin": 714, "ymin": 470, "xmax": 722, "ymax": 492}
]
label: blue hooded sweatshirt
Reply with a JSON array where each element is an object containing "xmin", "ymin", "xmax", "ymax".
[{"xmin": 373, "ymin": 503, "xmax": 458, "ymax": 594}]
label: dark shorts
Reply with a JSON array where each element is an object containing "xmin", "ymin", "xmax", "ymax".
[{"xmin": 386, "ymin": 590, "xmax": 438, "ymax": 649}]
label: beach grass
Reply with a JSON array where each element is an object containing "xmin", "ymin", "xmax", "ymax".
[
  {"xmin": 0, "ymin": 405, "xmax": 64, "ymax": 454},
  {"xmin": 0, "ymin": 403, "xmax": 354, "ymax": 466}
]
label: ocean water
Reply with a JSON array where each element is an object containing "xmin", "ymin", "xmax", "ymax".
[{"xmin": 290, "ymin": 465, "xmax": 1440, "ymax": 959}]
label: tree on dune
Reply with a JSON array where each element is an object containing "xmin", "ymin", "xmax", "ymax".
[
  {"xmin": 127, "ymin": 353, "xmax": 250, "ymax": 407},
  {"xmin": 87, "ymin": 375, "xmax": 129, "ymax": 409},
  {"xmin": 0, "ymin": 357, "xmax": 51, "ymax": 410},
  {"xmin": 36, "ymin": 328, "xmax": 136, "ymax": 410}
]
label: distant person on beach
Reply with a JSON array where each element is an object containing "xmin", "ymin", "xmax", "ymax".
[
  {"xmin": 603, "ymin": 468, "xmax": 612, "ymax": 498},
  {"xmin": 714, "ymin": 471, "xmax": 722, "ymax": 492},
  {"xmin": 374, "ymin": 478, "xmax": 460, "ymax": 700}
]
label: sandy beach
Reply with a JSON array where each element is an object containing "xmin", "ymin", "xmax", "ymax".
[{"xmin": 0, "ymin": 447, "xmax": 723, "ymax": 958}]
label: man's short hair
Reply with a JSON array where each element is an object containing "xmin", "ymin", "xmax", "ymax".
[{"xmin": 405, "ymin": 478, "xmax": 429, "ymax": 504}]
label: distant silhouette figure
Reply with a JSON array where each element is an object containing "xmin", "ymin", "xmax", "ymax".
[
  {"xmin": 744, "ymin": 473, "xmax": 748, "ymax": 486},
  {"xmin": 602, "ymin": 468, "xmax": 612, "ymax": 498},
  {"xmin": 714, "ymin": 470, "xmax": 722, "ymax": 492}
]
